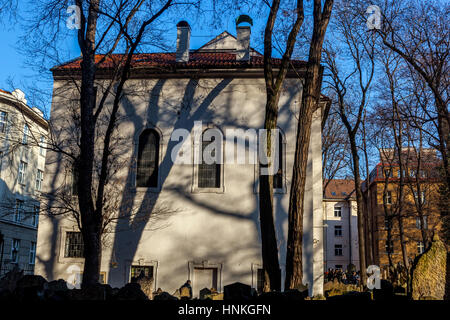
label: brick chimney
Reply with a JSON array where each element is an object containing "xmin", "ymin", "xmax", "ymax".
[{"xmin": 176, "ymin": 21, "xmax": 191, "ymax": 63}]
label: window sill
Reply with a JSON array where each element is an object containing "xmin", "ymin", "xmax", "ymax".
[{"xmin": 191, "ymin": 186, "xmax": 225, "ymax": 194}]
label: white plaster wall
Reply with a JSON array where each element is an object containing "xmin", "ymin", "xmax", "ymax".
[{"xmin": 35, "ymin": 76, "xmax": 324, "ymax": 295}]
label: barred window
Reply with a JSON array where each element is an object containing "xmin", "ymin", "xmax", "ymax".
[
  {"xmin": 136, "ymin": 129, "xmax": 159, "ymax": 188},
  {"xmin": 198, "ymin": 129, "xmax": 220, "ymax": 188},
  {"xmin": 273, "ymin": 131, "xmax": 283, "ymax": 189},
  {"xmin": 64, "ymin": 232, "xmax": 84, "ymax": 258},
  {"xmin": 256, "ymin": 268, "xmax": 264, "ymax": 293},
  {"xmin": 417, "ymin": 241, "xmax": 425, "ymax": 254},
  {"xmin": 0, "ymin": 111, "xmax": 7, "ymax": 133},
  {"xmin": 130, "ymin": 265, "xmax": 154, "ymax": 282}
]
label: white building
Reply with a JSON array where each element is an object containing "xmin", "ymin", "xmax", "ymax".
[
  {"xmin": 323, "ymin": 179, "xmax": 359, "ymax": 271},
  {"xmin": 0, "ymin": 89, "xmax": 48, "ymax": 276},
  {"xmin": 35, "ymin": 19, "xmax": 327, "ymax": 296}
]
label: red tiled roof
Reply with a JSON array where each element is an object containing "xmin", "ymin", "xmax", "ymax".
[
  {"xmin": 324, "ymin": 179, "xmax": 355, "ymax": 200},
  {"xmin": 52, "ymin": 53, "xmax": 308, "ymax": 71},
  {"xmin": 0, "ymin": 89, "xmax": 11, "ymax": 95}
]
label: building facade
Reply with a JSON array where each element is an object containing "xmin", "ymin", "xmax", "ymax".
[
  {"xmin": 364, "ymin": 148, "xmax": 443, "ymax": 271},
  {"xmin": 0, "ymin": 89, "xmax": 48, "ymax": 276},
  {"xmin": 323, "ymin": 179, "xmax": 359, "ymax": 271},
  {"xmin": 35, "ymin": 20, "xmax": 327, "ymax": 296}
]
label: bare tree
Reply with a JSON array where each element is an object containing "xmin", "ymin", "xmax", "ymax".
[
  {"xmin": 285, "ymin": 0, "xmax": 334, "ymax": 290},
  {"xmin": 322, "ymin": 0, "xmax": 376, "ymax": 287}
]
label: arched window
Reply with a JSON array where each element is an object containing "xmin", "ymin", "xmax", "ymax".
[
  {"xmin": 273, "ymin": 130, "xmax": 283, "ymax": 189},
  {"xmin": 198, "ymin": 128, "xmax": 221, "ymax": 188},
  {"xmin": 137, "ymin": 129, "xmax": 160, "ymax": 188}
]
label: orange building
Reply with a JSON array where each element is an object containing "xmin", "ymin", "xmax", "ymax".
[{"xmin": 363, "ymin": 148, "xmax": 443, "ymax": 270}]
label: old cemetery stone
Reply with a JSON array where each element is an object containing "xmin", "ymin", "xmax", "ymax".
[
  {"xmin": 224, "ymin": 282, "xmax": 252, "ymax": 300},
  {"xmin": 114, "ymin": 282, "xmax": 148, "ymax": 300},
  {"xmin": 135, "ymin": 275, "xmax": 154, "ymax": 300},
  {"xmin": 200, "ymin": 287, "xmax": 211, "ymax": 300},
  {"xmin": 153, "ymin": 291, "xmax": 179, "ymax": 300},
  {"xmin": 411, "ymin": 235, "xmax": 447, "ymax": 300},
  {"xmin": 14, "ymin": 275, "xmax": 47, "ymax": 301}
]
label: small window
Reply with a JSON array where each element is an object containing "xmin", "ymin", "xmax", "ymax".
[
  {"xmin": 273, "ymin": 131, "xmax": 283, "ymax": 189},
  {"xmin": 136, "ymin": 129, "xmax": 160, "ymax": 188},
  {"xmin": 384, "ymin": 169, "xmax": 392, "ymax": 178},
  {"xmin": 64, "ymin": 232, "xmax": 84, "ymax": 258},
  {"xmin": 0, "ymin": 111, "xmax": 7, "ymax": 133},
  {"xmin": 334, "ymin": 225, "xmax": 343, "ymax": 237},
  {"xmin": 36, "ymin": 169, "xmax": 43, "ymax": 191},
  {"xmin": 416, "ymin": 216, "xmax": 428, "ymax": 229},
  {"xmin": 39, "ymin": 136, "xmax": 46, "ymax": 156},
  {"xmin": 130, "ymin": 265, "xmax": 154, "ymax": 282},
  {"xmin": 385, "ymin": 240, "xmax": 394, "ymax": 254},
  {"xmin": 414, "ymin": 191, "xmax": 426, "ymax": 204},
  {"xmin": 18, "ymin": 161, "xmax": 27, "ymax": 184},
  {"xmin": 31, "ymin": 205, "xmax": 39, "ymax": 227},
  {"xmin": 334, "ymin": 244, "xmax": 343, "ymax": 256},
  {"xmin": 384, "ymin": 217, "xmax": 391, "ymax": 229},
  {"xmin": 409, "ymin": 169, "xmax": 416, "ymax": 177},
  {"xmin": 256, "ymin": 268, "xmax": 264, "ymax": 293},
  {"xmin": 334, "ymin": 206, "xmax": 342, "ymax": 217},
  {"xmin": 29, "ymin": 242, "xmax": 36, "ymax": 265},
  {"xmin": 384, "ymin": 191, "xmax": 392, "ymax": 205},
  {"xmin": 11, "ymin": 239, "xmax": 20, "ymax": 263},
  {"xmin": 14, "ymin": 199, "xmax": 24, "ymax": 223},
  {"xmin": 22, "ymin": 123, "xmax": 29, "ymax": 144},
  {"xmin": 198, "ymin": 129, "xmax": 221, "ymax": 188},
  {"xmin": 417, "ymin": 241, "xmax": 425, "ymax": 254}
]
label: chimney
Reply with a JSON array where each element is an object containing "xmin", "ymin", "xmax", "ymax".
[
  {"xmin": 176, "ymin": 21, "xmax": 191, "ymax": 63},
  {"xmin": 236, "ymin": 15, "xmax": 253, "ymax": 62}
]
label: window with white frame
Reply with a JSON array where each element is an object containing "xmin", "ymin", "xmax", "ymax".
[
  {"xmin": 39, "ymin": 136, "xmax": 45, "ymax": 156},
  {"xmin": 11, "ymin": 239, "xmax": 20, "ymax": 263},
  {"xmin": 416, "ymin": 216, "xmax": 428, "ymax": 229},
  {"xmin": 334, "ymin": 206, "xmax": 342, "ymax": 217},
  {"xmin": 413, "ymin": 190, "xmax": 426, "ymax": 204},
  {"xmin": 384, "ymin": 191, "xmax": 392, "ymax": 204},
  {"xmin": 417, "ymin": 241, "xmax": 425, "ymax": 254},
  {"xmin": 198, "ymin": 128, "xmax": 221, "ymax": 189},
  {"xmin": 334, "ymin": 244, "xmax": 343, "ymax": 256},
  {"xmin": 130, "ymin": 265, "xmax": 154, "ymax": 282},
  {"xmin": 22, "ymin": 123, "xmax": 29, "ymax": 144},
  {"xmin": 136, "ymin": 129, "xmax": 160, "ymax": 188},
  {"xmin": 256, "ymin": 268, "xmax": 264, "ymax": 293},
  {"xmin": 64, "ymin": 232, "xmax": 84, "ymax": 258},
  {"xmin": 36, "ymin": 169, "xmax": 43, "ymax": 191},
  {"xmin": 29, "ymin": 242, "xmax": 36, "ymax": 265},
  {"xmin": 31, "ymin": 205, "xmax": 39, "ymax": 227},
  {"xmin": 0, "ymin": 111, "xmax": 7, "ymax": 133},
  {"xmin": 18, "ymin": 161, "xmax": 27, "ymax": 184},
  {"xmin": 14, "ymin": 199, "xmax": 24, "ymax": 223},
  {"xmin": 334, "ymin": 225, "xmax": 343, "ymax": 237}
]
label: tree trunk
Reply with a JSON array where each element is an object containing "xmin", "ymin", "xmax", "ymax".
[{"xmin": 285, "ymin": 0, "xmax": 334, "ymax": 290}]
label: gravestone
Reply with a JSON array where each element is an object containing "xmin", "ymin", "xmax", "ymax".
[
  {"xmin": 224, "ymin": 282, "xmax": 251, "ymax": 300},
  {"xmin": 200, "ymin": 287, "xmax": 212, "ymax": 300},
  {"xmin": 411, "ymin": 235, "xmax": 447, "ymax": 300},
  {"xmin": 136, "ymin": 276, "xmax": 154, "ymax": 300}
]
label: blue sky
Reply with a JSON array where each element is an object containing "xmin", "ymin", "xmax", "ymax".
[{"xmin": 0, "ymin": 3, "xmax": 268, "ymax": 115}]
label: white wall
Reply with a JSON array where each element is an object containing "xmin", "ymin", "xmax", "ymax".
[{"xmin": 35, "ymin": 76, "xmax": 324, "ymax": 295}]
